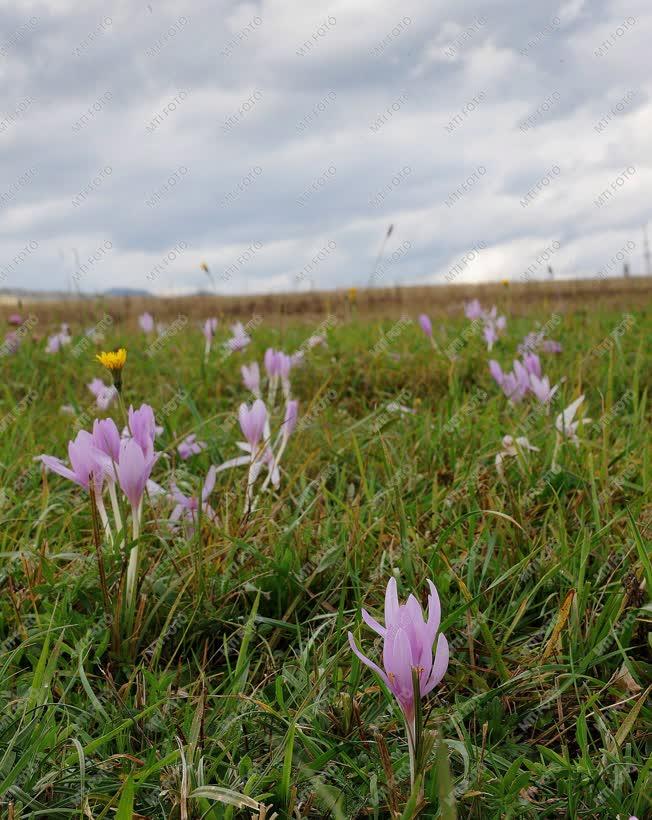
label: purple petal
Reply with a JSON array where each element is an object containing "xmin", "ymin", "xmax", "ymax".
[
  {"xmin": 422, "ymin": 633, "xmax": 449, "ymax": 695},
  {"xmin": 348, "ymin": 632, "xmax": 389, "ymax": 687},
  {"xmin": 384, "ymin": 576, "xmax": 399, "ymax": 626},
  {"xmin": 361, "ymin": 608, "xmax": 386, "ymax": 638}
]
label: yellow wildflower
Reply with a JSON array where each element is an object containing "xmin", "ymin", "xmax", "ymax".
[
  {"xmin": 96, "ymin": 348, "xmax": 127, "ymax": 370},
  {"xmin": 96, "ymin": 348, "xmax": 127, "ymax": 391}
]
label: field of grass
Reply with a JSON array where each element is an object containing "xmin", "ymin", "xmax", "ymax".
[{"xmin": 0, "ymin": 290, "xmax": 650, "ymax": 818}]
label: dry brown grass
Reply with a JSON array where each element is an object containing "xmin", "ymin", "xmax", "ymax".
[{"xmin": 3, "ymin": 276, "xmax": 652, "ymax": 327}]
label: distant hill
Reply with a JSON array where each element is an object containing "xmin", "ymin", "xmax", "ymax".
[
  {"xmin": 0, "ymin": 287, "xmax": 155, "ymax": 300},
  {"xmin": 103, "ymin": 288, "xmax": 152, "ymax": 297}
]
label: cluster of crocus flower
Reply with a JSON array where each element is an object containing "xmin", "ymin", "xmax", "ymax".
[
  {"xmin": 39, "ymin": 404, "xmax": 160, "ymax": 541},
  {"xmin": 177, "ymin": 433, "xmax": 206, "ymax": 460},
  {"xmin": 226, "ymin": 321, "xmax": 251, "ymax": 352},
  {"xmin": 216, "ymin": 396, "xmax": 298, "ymax": 512},
  {"xmin": 464, "ymin": 300, "xmax": 507, "ymax": 350},
  {"xmin": 518, "ymin": 329, "xmax": 562, "ymax": 356},
  {"xmin": 45, "ymin": 324, "xmax": 72, "ymax": 353},
  {"xmin": 489, "ymin": 352, "xmax": 560, "ymax": 407},
  {"xmin": 495, "ymin": 435, "xmax": 539, "ymax": 481},
  {"xmin": 7, "ymin": 313, "xmax": 23, "ymax": 326},
  {"xmin": 39, "ymin": 404, "xmax": 161, "ymax": 621},
  {"xmin": 349, "ymin": 577, "xmax": 449, "ymax": 791},
  {"xmin": 87, "ymin": 377, "xmax": 118, "ymax": 411}
]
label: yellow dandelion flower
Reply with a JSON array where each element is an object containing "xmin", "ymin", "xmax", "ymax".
[
  {"xmin": 501, "ymin": 278, "xmax": 510, "ymax": 287},
  {"xmin": 347, "ymin": 287, "xmax": 358, "ymax": 303},
  {"xmin": 96, "ymin": 348, "xmax": 127, "ymax": 370},
  {"xmin": 96, "ymin": 348, "xmax": 127, "ymax": 391}
]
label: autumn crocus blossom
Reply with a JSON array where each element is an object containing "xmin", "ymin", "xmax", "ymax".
[
  {"xmin": 464, "ymin": 299, "xmax": 484, "ymax": 320},
  {"xmin": 138, "ymin": 312, "xmax": 155, "ymax": 334},
  {"xmin": 177, "ymin": 433, "xmax": 206, "ymax": 460},
  {"xmin": 87, "ymin": 377, "xmax": 117, "ymax": 410},
  {"xmin": 348, "ymin": 577, "xmax": 449, "ymax": 722},
  {"xmin": 238, "ymin": 399, "xmax": 267, "ymax": 451},
  {"xmin": 170, "ymin": 466, "xmax": 218, "ymax": 533},
  {"xmin": 556, "ymin": 395, "xmax": 590, "ymax": 446},
  {"xmin": 241, "ymin": 362, "xmax": 261, "ymax": 398},
  {"xmin": 529, "ymin": 372, "xmax": 559, "ymax": 406},
  {"xmin": 418, "ymin": 314, "xmax": 432, "ymax": 337},
  {"xmin": 226, "ymin": 321, "xmax": 251, "ymax": 352},
  {"xmin": 349, "ymin": 577, "xmax": 449, "ymax": 786},
  {"xmin": 127, "ymin": 403, "xmax": 157, "ymax": 459},
  {"xmin": 202, "ymin": 317, "xmax": 218, "ymax": 360}
]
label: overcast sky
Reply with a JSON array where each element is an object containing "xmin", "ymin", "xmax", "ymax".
[{"xmin": 0, "ymin": 0, "xmax": 650, "ymax": 295}]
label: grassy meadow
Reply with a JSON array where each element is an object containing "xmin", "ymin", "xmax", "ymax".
[{"xmin": 0, "ymin": 285, "xmax": 650, "ymax": 818}]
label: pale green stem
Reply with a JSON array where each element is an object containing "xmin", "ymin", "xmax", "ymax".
[
  {"xmin": 125, "ymin": 502, "xmax": 141, "ymax": 621},
  {"xmin": 108, "ymin": 482, "xmax": 123, "ymax": 539}
]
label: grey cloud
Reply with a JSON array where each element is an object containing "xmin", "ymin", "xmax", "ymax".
[{"xmin": 0, "ymin": 0, "xmax": 650, "ymax": 294}]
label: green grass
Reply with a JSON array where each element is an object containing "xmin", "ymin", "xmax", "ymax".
[{"xmin": 0, "ymin": 302, "xmax": 650, "ymax": 818}]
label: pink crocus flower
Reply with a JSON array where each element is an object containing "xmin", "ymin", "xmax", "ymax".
[
  {"xmin": 170, "ymin": 466, "xmax": 218, "ymax": 532},
  {"xmin": 418, "ymin": 314, "xmax": 432, "ymax": 337},
  {"xmin": 117, "ymin": 438, "xmax": 157, "ymax": 511},
  {"xmin": 541, "ymin": 339, "xmax": 562, "ymax": 353},
  {"xmin": 39, "ymin": 430, "xmax": 113, "ymax": 537},
  {"xmin": 87, "ymin": 377, "xmax": 117, "ymax": 411},
  {"xmin": 203, "ymin": 317, "xmax": 218, "ymax": 360},
  {"xmin": 513, "ymin": 360, "xmax": 531, "ymax": 395},
  {"xmin": 3, "ymin": 332, "xmax": 20, "ymax": 355},
  {"xmin": 92, "ymin": 418, "xmax": 122, "ymax": 462},
  {"xmin": 177, "ymin": 433, "xmax": 206, "ymax": 460},
  {"xmin": 483, "ymin": 322, "xmax": 498, "ymax": 351},
  {"xmin": 529, "ymin": 373, "xmax": 559, "ymax": 405},
  {"xmin": 227, "ymin": 321, "xmax": 251, "ymax": 352},
  {"xmin": 348, "ymin": 577, "xmax": 449, "ymax": 723},
  {"xmin": 555, "ymin": 395, "xmax": 591, "ymax": 446},
  {"xmin": 264, "ymin": 349, "xmax": 284, "ymax": 405},
  {"xmin": 127, "ymin": 404, "xmax": 157, "ymax": 459},
  {"xmin": 282, "ymin": 400, "xmax": 299, "ymax": 439},
  {"xmin": 349, "ymin": 577, "xmax": 449, "ymax": 780},
  {"xmin": 39, "ymin": 431, "xmax": 110, "ymax": 493},
  {"xmin": 138, "ymin": 312, "xmax": 155, "ymax": 334},
  {"xmin": 522, "ymin": 352, "xmax": 542, "ymax": 378},
  {"xmin": 45, "ymin": 331, "xmax": 70, "ymax": 353},
  {"xmin": 264, "ymin": 348, "xmax": 281, "ymax": 378},
  {"xmin": 464, "ymin": 299, "xmax": 484, "ymax": 320},
  {"xmin": 241, "ymin": 362, "xmax": 261, "ymax": 398},
  {"xmin": 117, "ymin": 436, "xmax": 158, "ymax": 609},
  {"xmin": 278, "ymin": 352, "xmax": 292, "ymax": 400},
  {"xmin": 488, "ymin": 360, "xmax": 505, "ymax": 387},
  {"xmin": 8, "ymin": 313, "xmax": 22, "ymax": 325},
  {"xmin": 495, "ymin": 435, "xmax": 539, "ymax": 481},
  {"xmin": 238, "ymin": 399, "xmax": 267, "ymax": 451}
]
